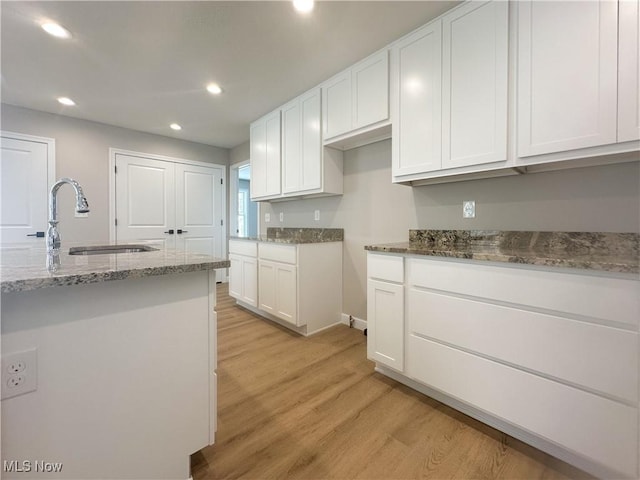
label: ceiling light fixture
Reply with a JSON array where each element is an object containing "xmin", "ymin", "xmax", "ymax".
[
  {"xmin": 41, "ymin": 22, "xmax": 72, "ymax": 39},
  {"xmin": 206, "ymin": 83, "xmax": 223, "ymax": 95},
  {"xmin": 170, "ymin": 123, "xmax": 182, "ymax": 131},
  {"xmin": 57, "ymin": 97, "xmax": 75, "ymax": 106},
  {"xmin": 293, "ymin": 0, "xmax": 314, "ymax": 14}
]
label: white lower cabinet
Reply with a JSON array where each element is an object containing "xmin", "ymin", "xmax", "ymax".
[
  {"xmin": 230, "ymin": 240, "xmax": 342, "ymax": 336},
  {"xmin": 366, "ymin": 253, "xmax": 404, "ymax": 371},
  {"xmin": 366, "ymin": 251, "xmax": 640, "ymax": 479},
  {"xmin": 258, "ymin": 259, "xmax": 297, "ymax": 325},
  {"xmin": 228, "ymin": 240, "xmax": 258, "ymax": 307}
]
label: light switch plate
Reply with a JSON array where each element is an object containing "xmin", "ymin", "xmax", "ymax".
[{"xmin": 463, "ymin": 200, "xmax": 475, "ymax": 218}]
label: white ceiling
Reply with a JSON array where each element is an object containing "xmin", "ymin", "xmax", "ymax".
[{"xmin": 1, "ymin": 1, "xmax": 460, "ymax": 149}]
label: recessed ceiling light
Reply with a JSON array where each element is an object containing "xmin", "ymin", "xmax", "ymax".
[
  {"xmin": 170, "ymin": 123, "xmax": 182, "ymax": 131},
  {"xmin": 41, "ymin": 22, "xmax": 71, "ymax": 39},
  {"xmin": 206, "ymin": 83, "xmax": 223, "ymax": 95},
  {"xmin": 57, "ymin": 97, "xmax": 75, "ymax": 106},
  {"xmin": 293, "ymin": 0, "xmax": 314, "ymax": 13}
]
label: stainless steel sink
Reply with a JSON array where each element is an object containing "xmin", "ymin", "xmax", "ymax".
[{"xmin": 68, "ymin": 245, "xmax": 159, "ymax": 256}]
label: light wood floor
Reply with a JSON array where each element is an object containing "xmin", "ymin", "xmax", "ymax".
[{"xmin": 191, "ymin": 284, "xmax": 593, "ymax": 480}]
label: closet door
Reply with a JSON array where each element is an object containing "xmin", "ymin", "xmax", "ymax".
[
  {"xmin": 115, "ymin": 153, "xmax": 176, "ymax": 248},
  {"xmin": 174, "ymin": 162, "xmax": 223, "ymax": 257}
]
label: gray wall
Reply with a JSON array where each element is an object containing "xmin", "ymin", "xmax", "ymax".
[
  {"xmin": 260, "ymin": 139, "xmax": 640, "ymax": 319},
  {"xmin": 1, "ymin": 104, "xmax": 229, "ymax": 243}
]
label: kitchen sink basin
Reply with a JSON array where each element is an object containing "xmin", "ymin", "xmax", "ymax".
[{"xmin": 68, "ymin": 245, "xmax": 159, "ymax": 256}]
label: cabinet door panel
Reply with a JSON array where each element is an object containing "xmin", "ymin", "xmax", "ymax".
[
  {"xmin": 242, "ymin": 257, "xmax": 258, "ymax": 307},
  {"xmin": 352, "ymin": 50, "xmax": 389, "ymax": 130},
  {"xmin": 392, "ymin": 21, "xmax": 442, "ymax": 177},
  {"xmin": 618, "ymin": 0, "xmax": 640, "ymax": 142},
  {"xmin": 258, "ymin": 260, "xmax": 277, "ymax": 315},
  {"xmin": 228, "ymin": 254, "xmax": 243, "ymax": 300},
  {"xmin": 367, "ymin": 279, "xmax": 404, "ymax": 371},
  {"xmin": 249, "ymin": 121, "xmax": 267, "ymax": 199},
  {"xmin": 322, "ymin": 71, "xmax": 352, "ymax": 139},
  {"xmin": 275, "ymin": 264, "xmax": 297, "ymax": 325},
  {"xmin": 517, "ymin": 0, "xmax": 618, "ymax": 157},
  {"xmin": 442, "ymin": 0, "xmax": 508, "ymax": 168},
  {"xmin": 281, "ymin": 100, "xmax": 301, "ymax": 194},
  {"xmin": 265, "ymin": 111, "xmax": 282, "ymax": 196},
  {"xmin": 300, "ymin": 89, "xmax": 322, "ymax": 192}
]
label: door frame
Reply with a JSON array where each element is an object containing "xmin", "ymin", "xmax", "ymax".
[
  {"xmin": 229, "ymin": 160, "xmax": 260, "ymax": 238},
  {"xmin": 108, "ymin": 147, "xmax": 227, "ymax": 259}
]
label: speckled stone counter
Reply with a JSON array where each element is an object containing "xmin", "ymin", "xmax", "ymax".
[
  {"xmin": 1, "ymin": 242, "xmax": 230, "ymax": 293},
  {"xmin": 230, "ymin": 227, "xmax": 344, "ymax": 244},
  {"xmin": 365, "ymin": 230, "xmax": 639, "ymax": 274}
]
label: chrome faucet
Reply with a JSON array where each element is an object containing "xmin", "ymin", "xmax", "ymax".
[{"xmin": 46, "ymin": 178, "xmax": 90, "ymax": 253}]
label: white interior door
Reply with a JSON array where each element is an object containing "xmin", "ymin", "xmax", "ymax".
[
  {"xmin": 0, "ymin": 135, "xmax": 52, "ymax": 244},
  {"xmin": 115, "ymin": 153, "xmax": 176, "ymax": 248},
  {"xmin": 174, "ymin": 162, "xmax": 223, "ymax": 257},
  {"xmin": 114, "ymin": 152, "xmax": 224, "ymax": 261}
]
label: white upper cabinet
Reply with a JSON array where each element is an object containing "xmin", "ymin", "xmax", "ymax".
[
  {"xmin": 517, "ymin": 0, "xmax": 619, "ymax": 157},
  {"xmin": 392, "ymin": 21, "xmax": 443, "ymax": 177},
  {"xmin": 441, "ymin": 0, "xmax": 508, "ymax": 168},
  {"xmin": 282, "ymin": 88, "xmax": 322, "ymax": 195},
  {"xmin": 322, "ymin": 71, "xmax": 352, "ymax": 140},
  {"xmin": 322, "ymin": 49, "xmax": 390, "ymax": 143},
  {"xmin": 352, "ymin": 51, "xmax": 390, "ymax": 131},
  {"xmin": 250, "ymin": 110, "xmax": 281, "ymax": 200},
  {"xmin": 392, "ymin": 0, "xmax": 508, "ymax": 180},
  {"xmin": 618, "ymin": 0, "xmax": 640, "ymax": 142}
]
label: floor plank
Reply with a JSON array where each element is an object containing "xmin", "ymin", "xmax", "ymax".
[{"xmin": 191, "ymin": 284, "xmax": 593, "ymax": 480}]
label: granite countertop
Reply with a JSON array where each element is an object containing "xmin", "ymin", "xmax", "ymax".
[
  {"xmin": 1, "ymin": 241, "xmax": 230, "ymax": 293},
  {"xmin": 365, "ymin": 230, "xmax": 639, "ymax": 275},
  {"xmin": 230, "ymin": 227, "xmax": 344, "ymax": 244}
]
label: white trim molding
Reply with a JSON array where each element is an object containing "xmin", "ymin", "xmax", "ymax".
[{"xmin": 341, "ymin": 313, "xmax": 367, "ymax": 331}]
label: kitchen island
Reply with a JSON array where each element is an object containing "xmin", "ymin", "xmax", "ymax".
[{"xmin": 1, "ymin": 243, "xmax": 230, "ymax": 479}]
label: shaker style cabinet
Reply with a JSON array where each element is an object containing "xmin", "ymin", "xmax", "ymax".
[
  {"xmin": 228, "ymin": 240, "xmax": 258, "ymax": 308},
  {"xmin": 516, "ymin": 1, "xmax": 618, "ymax": 157},
  {"xmin": 618, "ymin": 0, "xmax": 640, "ymax": 142},
  {"xmin": 281, "ymin": 88, "xmax": 343, "ymax": 198},
  {"xmin": 250, "ymin": 110, "xmax": 281, "ymax": 201},
  {"xmin": 322, "ymin": 49, "xmax": 389, "ymax": 142},
  {"xmin": 366, "ymin": 253, "xmax": 405, "ymax": 372},
  {"xmin": 392, "ymin": 0, "xmax": 509, "ymax": 181}
]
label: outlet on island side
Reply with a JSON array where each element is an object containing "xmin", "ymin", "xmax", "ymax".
[
  {"xmin": 314, "ymin": 210, "xmax": 320, "ymax": 221},
  {"xmin": 1, "ymin": 348, "xmax": 37, "ymax": 400}
]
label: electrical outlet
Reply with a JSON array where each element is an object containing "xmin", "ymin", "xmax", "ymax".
[
  {"xmin": 314, "ymin": 210, "xmax": 320, "ymax": 221},
  {"xmin": 265, "ymin": 213, "xmax": 270, "ymax": 223},
  {"xmin": 279, "ymin": 212, "xmax": 284, "ymax": 222},
  {"xmin": 463, "ymin": 200, "xmax": 476, "ymax": 219},
  {"xmin": 1, "ymin": 349, "xmax": 37, "ymax": 400}
]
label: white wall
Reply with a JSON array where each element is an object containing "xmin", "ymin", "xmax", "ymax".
[
  {"xmin": 260, "ymin": 139, "xmax": 640, "ymax": 319},
  {"xmin": 1, "ymin": 104, "xmax": 229, "ymax": 243}
]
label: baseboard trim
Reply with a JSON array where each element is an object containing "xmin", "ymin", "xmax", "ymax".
[{"xmin": 341, "ymin": 313, "xmax": 367, "ymax": 331}]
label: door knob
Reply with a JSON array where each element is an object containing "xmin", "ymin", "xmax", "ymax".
[{"xmin": 164, "ymin": 229, "xmax": 175, "ymax": 234}]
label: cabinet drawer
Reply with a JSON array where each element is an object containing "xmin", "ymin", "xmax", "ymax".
[
  {"xmin": 408, "ymin": 288, "xmax": 638, "ymax": 403},
  {"xmin": 229, "ymin": 240, "xmax": 257, "ymax": 257},
  {"xmin": 407, "ymin": 257, "xmax": 640, "ymax": 328},
  {"xmin": 367, "ymin": 253, "xmax": 403, "ymax": 283},
  {"xmin": 407, "ymin": 335, "xmax": 638, "ymax": 478},
  {"xmin": 259, "ymin": 242, "xmax": 297, "ymax": 265}
]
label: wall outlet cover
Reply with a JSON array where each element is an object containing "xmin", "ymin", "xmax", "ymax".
[
  {"xmin": 1, "ymin": 349, "xmax": 37, "ymax": 400},
  {"xmin": 463, "ymin": 200, "xmax": 476, "ymax": 218},
  {"xmin": 265, "ymin": 213, "xmax": 271, "ymax": 223}
]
